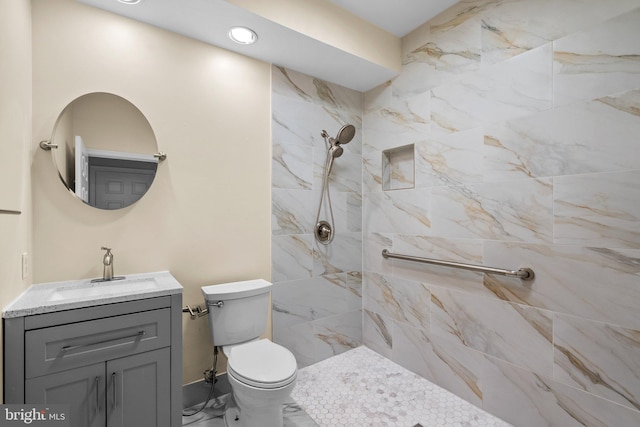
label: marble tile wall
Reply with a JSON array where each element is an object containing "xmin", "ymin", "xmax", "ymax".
[
  {"xmin": 271, "ymin": 66, "xmax": 363, "ymax": 368},
  {"xmin": 363, "ymin": 1, "xmax": 640, "ymax": 426}
]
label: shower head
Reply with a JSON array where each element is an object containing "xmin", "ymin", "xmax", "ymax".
[
  {"xmin": 329, "ymin": 144, "xmax": 343, "ymax": 158},
  {"xmin": 335, "ymin": 124, "xmax": 356, "ymax": 145},
  {"xmin": 321, "ymin": 124, "xmax": 356, "ymax": 149}
]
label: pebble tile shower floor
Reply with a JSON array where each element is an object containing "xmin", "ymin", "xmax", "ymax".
[{"xmin": 184, "ymin": 346, "xmax": 511, "ymax": 427}]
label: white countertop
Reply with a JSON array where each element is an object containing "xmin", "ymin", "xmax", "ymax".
[{"xmin": 2, "ymin": 271, "xmax": 183, "ymax": 318}]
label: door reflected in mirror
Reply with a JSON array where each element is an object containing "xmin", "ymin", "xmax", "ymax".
[{"xmin": 50, "ymin": 92, "xmax": 159, "ymax": 210}]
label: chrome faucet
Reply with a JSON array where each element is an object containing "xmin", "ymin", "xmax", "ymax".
[{"xmin": 101, "ymin": 247, "xmax": 114, "ymax": 281}]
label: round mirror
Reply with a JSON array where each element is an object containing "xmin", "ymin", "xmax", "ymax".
[{"xmin": 47, "ymin": 92, "xmax": 160, "ymax": 210}]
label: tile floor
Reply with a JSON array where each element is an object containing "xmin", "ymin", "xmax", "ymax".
[{"xmin": 183, "ymin": 346, "xmax": 511, "ymax": 427}]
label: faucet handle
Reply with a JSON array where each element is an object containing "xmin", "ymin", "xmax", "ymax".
[{"xmin": 101, "ymin": 246, "xmax": 111, "ymax": 252}]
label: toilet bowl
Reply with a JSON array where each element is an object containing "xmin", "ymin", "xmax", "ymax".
[
  {"xmin": 201, "ymin": 279, "xmax": 298, "ymax": 427},
  {"xmin": 223, "ymin": 339, "xmax": 297, "ymax": 427}
]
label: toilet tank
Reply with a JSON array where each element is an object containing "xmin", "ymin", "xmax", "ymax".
[{"xmin": 201, "ymin": 279, "xmax": 272, "ymax": 346}]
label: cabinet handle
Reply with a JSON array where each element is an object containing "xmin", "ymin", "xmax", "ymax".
[
  {"xmin": 95, "ymin": 377, "xmax": 100, "ymax": 413},
  {"xmin": 60, "ymin": 331, "xmax": 146, "ymax": 354},
  {"xmin": 112, "ymin": 372, "xmax": 117, "ymax": 410}
]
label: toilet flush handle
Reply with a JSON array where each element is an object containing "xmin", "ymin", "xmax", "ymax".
[{"xmin": 209, "ymin": 300, "xmax": 224, "ymax": 308}]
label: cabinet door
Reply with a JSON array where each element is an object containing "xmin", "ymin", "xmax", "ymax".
[
  {"xmin": 25, "ymin": 363, "xmax": 106, "ymax": 427},
  {"xmin": 107, "ymin": 348, "xmax": 170, "ymax": 427}
]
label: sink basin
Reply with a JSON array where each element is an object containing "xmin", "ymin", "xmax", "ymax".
[{"xmin": 48, "ymin": 278, "xmax": 159, "ymax": 302}]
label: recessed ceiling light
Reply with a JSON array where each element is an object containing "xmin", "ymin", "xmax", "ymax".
[
  {"xmin": 228, "ymin": 27, "xmax": 258, "ymax": 45},
  {"xmin": 117, "ymin": 0, "xmax": 142, "ymax": 4}
]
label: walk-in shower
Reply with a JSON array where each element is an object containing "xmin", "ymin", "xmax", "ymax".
[{"xmin": 314, "ymin": 124, "xmax": 356, "ymax": 244}]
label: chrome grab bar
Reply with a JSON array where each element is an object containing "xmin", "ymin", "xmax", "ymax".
[
  {"xmin": 381, "ymin": 249, "xmax": 534, "ymax": 281},
  {"xmin": 61, "ymin": 330, "xmax": 146, "ymax": 353}
]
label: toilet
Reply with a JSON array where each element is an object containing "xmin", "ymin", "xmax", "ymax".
[{"xmin": 201, "ymin": 279, "xmax": 297, "ymax": 427}]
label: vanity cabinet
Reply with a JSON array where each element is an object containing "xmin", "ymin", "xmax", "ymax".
[{"xmin": 4, "ymin": 294, "xmax": 182, "ymax": 427}]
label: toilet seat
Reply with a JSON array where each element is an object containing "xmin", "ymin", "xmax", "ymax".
[{"xmin": 227, "ymin": 339, "xmax": 297, "ymax": 389}]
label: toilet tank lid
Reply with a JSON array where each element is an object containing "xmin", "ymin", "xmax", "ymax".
[{"xmin": 201, "ymin": 279, "xmax": 272, "ymax": 301}]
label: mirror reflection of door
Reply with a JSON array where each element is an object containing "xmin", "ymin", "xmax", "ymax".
[
  {"xmin": 89, "ymin": 157, "xmax": 157, "ymax": 209},
  {"xmin": 74, "ymin": 136, "xmax": 89, "ymax": 203}
]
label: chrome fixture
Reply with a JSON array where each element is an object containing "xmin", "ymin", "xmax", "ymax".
[
  {"xmin": 39, "ymin": 140, "xmax": 58, "ymax": 150},
  {"xmin": 182, "ymin": 304, "xmax": 210, "ymax": 320},
  {"xmin": 314, "ymin": 124, "xmax": 356, "ymax": 244},
  {"xmin": 102, "ymin": 247, "xmax": 114, "ymax": 281},
  {"xmin": 381, "ymin": 249, "xmax": 535, "ymax": 281},
  {"xmin": 90, "ymin": 247, "xmax": 126, "ymax": 282}
]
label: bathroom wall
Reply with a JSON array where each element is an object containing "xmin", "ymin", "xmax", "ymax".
[
  {"xmin": 30, "ymin": 0, "xmax": 272, "ymax": 384},
  {"xmin": 0, "ymin": 0, "xmax": 33, "ymax": 403},
  {"xmin": 271, "ymin": 66, "xmax": 363, "ymax": 367},
  {"xmin": 362, "ymin": 0, "xmax": 640, "ymax": 425}
]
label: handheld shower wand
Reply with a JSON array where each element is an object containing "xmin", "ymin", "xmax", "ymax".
[{"xmin": 314, "ymin": 124, "xmax": 356, "ymax": 244}]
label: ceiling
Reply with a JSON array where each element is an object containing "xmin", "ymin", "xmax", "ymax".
[
  {"xmin": 326, "ymin": 0, "xmax": 459, "ymax": 37},
  {"xmin": 76, "ymin": 0, "xmax": 458, "ymax": 92}
]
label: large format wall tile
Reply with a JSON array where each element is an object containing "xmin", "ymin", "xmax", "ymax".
[
  {"xmin": 272, "ymin": 234, "xmax": 313, "ymax": 283},
  {"xmin": 553, "ymin": 8, "xmax": 640, "ymax": 107},
  {"xmin": 482, "ymin": 355, "xmax": 640, "ymax": 427},
  {"xmin": 272, "ymin": 141, "xmax": 314, "ymax": 190},
  {"xmin": 272, "ymin": 94, "xmax": 334, "ymax": 150},
  {"xmin": 363, "ymin": 93, "xmax": 431, "ymax": 151},
  {"xmin": 363, "ymin": 308, "xmax": 393, "ymax": 358},
  {"xmin": 313, "ymin": 232, "xmax": 362, "ymax": 275},
  {"xmin": 272, "ymin": 275, "xmax": 351, "ymax": 331},
  {"xmin": 392, "ymin": 321, "xmax": 485, "ymax": 407},
  {"xmin": 484, "ymin": 89, "xmax": 640, "ymax": 181},
  {"xmin": 272, "ymin": 66, "xmax": 363, "ymax": 114},
  {"xmin": 481, "ymin": 0, "xmax": 640, "ymax": 65},
  {"xmin": 415, "ymin": 127, "xmax": 484, "ymax": 188},
  {"xmin": 394, "ymin": 16, "xmax": 481, "ymax": 99},
  {"xmin": 430, "ymin": 43, "xmax": 552, "ymax": 134},
  {"xmin": 360, "ymin": 1, "xmax": 640, "ymax": 425},
  {"xmin": 554, "ymin": 170, "xmax": 640, "ymax": 249},
  {"xmin": 484, "ymin": 242, "xmax": 640, "ymax": 330},
  {"xmin": 431, "ymin": 178, "xmax": 553, "ymax": 243},
  {"xmin": 272, "ymin": 67, "xmax": 363, "ymax": 369},
  {"xmin": 272, "ymin": 189, "xmax": 316, "ymax": 235},
  {"xmin": 313, "ymin": 310, "xmax": 363, "ymax": 361},
  {"xmin": 554, "ymin": 315, "xmax": 640, "ymax": 412},
  {"xmin": 363, "ymin": 272, "xmax": 430, "ymax": 331},
  {"xmin": 431, "ymin": 287, "xmax": 553, "ymax": 376},
  {"xmin": 364, "ymin": 189, "xmax": 431, "ymax": 235}
]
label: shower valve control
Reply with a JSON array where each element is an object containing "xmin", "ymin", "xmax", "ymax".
[{"xmin": 315, "ymin": 221, "xmax": 333, "ymax": 244}]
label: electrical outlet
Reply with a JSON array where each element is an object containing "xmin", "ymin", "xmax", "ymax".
[{"xmin": 21, "ymin": 253, "xmax": 28, "ymax": 280}]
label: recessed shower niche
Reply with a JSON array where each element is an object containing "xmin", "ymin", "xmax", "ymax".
[{"xmin": 382, "ymin": 144, "xmax": 415, "ymax": 191}]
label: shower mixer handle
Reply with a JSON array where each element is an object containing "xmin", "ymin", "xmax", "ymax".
[{"xmin": 315, "ymin": 221, "xmax": 333, "ymax": 244}]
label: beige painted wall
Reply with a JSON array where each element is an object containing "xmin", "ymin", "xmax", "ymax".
[
  {"xmin": 0, "ymin": 0, "xmax": 32, "ymax": 403},
  {"xmin": 31, "ymin": 0, "xmax": 272, "ymax": 384}
]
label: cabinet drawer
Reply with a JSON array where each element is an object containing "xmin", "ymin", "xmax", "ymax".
[{"xmin": 25, "ymin": 308, "xmax": 170, "ymax": 379}]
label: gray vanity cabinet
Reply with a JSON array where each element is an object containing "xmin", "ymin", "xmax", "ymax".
[
  {"xmin": 4, "ymin": 295, "xmax": 182, "ymax": 427},
  {"xmin": 106, "ymin": 348, "xmax": 170, "ymax": 427},
  {"xmin": 25, "ymin": 362, "xmax": 106, "ymax": 427}
]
